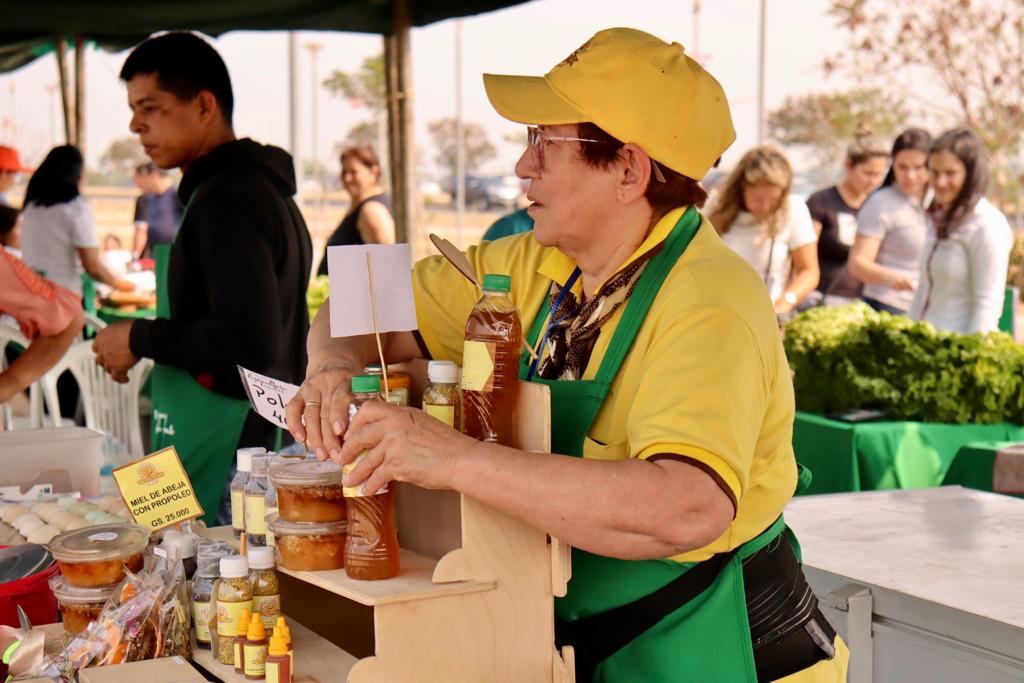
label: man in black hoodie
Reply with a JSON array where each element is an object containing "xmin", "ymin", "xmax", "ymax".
[{"xmin": 93, "ymin": 33, "xmax": 311, "ymax": 513}]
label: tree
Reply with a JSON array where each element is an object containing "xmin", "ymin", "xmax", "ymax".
[
  {"xmin": 99, "ymin": 136, "xmax": 147, "ymax": 180},
  {"xmin": 323, "ymin": 55, "xmax": 386, "ymax": 115},
  {"xmin": 342, "ymin": 120, "xmax": 380, "ymax": 150},
  {"xmin": 427, "ymin": 118, "xmax": 497, "ymax": 182},
  {"xmin": 825, "ymin": 0, "xmax": 1024, "ymax": 199},
  {"xmin": 767, "ymin": 89, "xmax": 910, "ymax": 169}
]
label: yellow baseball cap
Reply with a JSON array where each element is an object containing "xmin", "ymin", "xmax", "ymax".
[{"xmin": 483, "ymin": 27, "xmax": 735, "ymax": 180}]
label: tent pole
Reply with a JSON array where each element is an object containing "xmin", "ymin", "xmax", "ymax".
[
  {"xmin": 74, "ymin": 34, "xmax": 86, "ymax": 158},
  {"xmin": 385, "ymin": 0, "xmax": 414, "ymax": 245},
  {"xmin": 55, "ymin": 37, "xmax": 73, "ymax": 145}
]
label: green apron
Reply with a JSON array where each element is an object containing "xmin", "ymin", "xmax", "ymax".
[
  {"xmin": 519, "ymin": 208, "xmax": 789, "ymax": 682},
  {"xmin": 149, "ymin": 242, "xmax": 251, "ymax": 525}
]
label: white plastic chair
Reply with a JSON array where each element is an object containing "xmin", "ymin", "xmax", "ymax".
[
  {"xmin": 0, "ymin": 323, "xmax": 45, "ymax": 429},
  {"xmin": 40, "ymin": 340, "xmax": 153, "ymax": 456}
]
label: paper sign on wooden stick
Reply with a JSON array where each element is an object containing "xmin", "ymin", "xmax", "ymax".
[
  {"xmin": 327, "ymin": 244, "xmax": 418, "ymax": 338},
  {"xmin": 238, "ymin": 366, "xmax": 300, "ymax": 429}
]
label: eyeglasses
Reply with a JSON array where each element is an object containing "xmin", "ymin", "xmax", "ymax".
[{"xmin": 525, "ymin": 126, "xmax": 665, "ymax": 182}]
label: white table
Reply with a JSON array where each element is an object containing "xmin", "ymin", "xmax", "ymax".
[{"xmin": 786, "ymin": 486, "xmax": 1024, "ymax": 683}]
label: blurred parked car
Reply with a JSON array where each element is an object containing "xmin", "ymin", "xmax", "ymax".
[{"xmin": 450, "ymin": 175, "xmax": 523, "ymax": 210}]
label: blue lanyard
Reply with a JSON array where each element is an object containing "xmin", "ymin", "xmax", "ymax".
[{"xmin": 527, "ymin": 267, "xmax": 582, "ymax": 380}]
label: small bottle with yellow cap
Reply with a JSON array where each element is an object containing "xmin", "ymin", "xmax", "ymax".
[
  {"xmin": 233, "ymin": 608, "xmax": 251, "ymax": 673},
  {"xmin": 276, "ymin": 616, "xmax": 294, "ymax": 679},
  {"xmin": 244, "ymin": 612, "xmax": 269, "ymax": 679},
  {"xmin": 265, "ymin": 631, "xmax": 292, "ymax": 683}
]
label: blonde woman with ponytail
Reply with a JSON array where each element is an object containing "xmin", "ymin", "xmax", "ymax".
[{"xmin": 708, "ymin": 146, "xmax": 820, "ymax": 315}]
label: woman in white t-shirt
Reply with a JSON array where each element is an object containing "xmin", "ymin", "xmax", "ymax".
[
  {"xmin": 21, "ymin": 145, "xmax": 131, "ymax": 297},
  {"xmin": 849, "ymin": 128, "xmax": 932, "ymax": 314},
  {"xmin": 708, "ymin": 145, "xmax": 819, "ymax": 316},
  {"xmin": 909, "ymin": 128, "xmax": 1013, "ymax": 334}
]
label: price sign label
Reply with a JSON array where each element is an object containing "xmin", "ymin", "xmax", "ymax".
[
  {"xmin": 238, "ymin": 366, "xmax": 300, "ymax": 429},
  {"xmin": 112, "ymin": 446, "xmax": 204, "ymax": 530}
]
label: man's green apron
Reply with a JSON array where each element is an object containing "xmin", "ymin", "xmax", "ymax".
[
  {"xmin": 519, "ymin": 208, "xmax": 792, "ymax": 682},
  {"xmin": 150, "ymin": 242, "xmax": 251, "ymax": 525}
]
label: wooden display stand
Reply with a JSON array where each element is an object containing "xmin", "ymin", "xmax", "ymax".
[{"xmin": 196, "ymin": 380, "xmax": 575, "ymax": 682}]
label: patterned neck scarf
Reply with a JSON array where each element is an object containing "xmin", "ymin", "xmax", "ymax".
[{"xmin": 536, "ymin": 254, "xmax": 654, "ymax": 381}]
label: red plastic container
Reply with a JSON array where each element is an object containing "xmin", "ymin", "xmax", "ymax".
[{"xmin": 0, "ymin": 547, "xmax": 59, "ymax": 628}]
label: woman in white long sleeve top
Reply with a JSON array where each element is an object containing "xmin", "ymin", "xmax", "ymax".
[{"xmin": 909, "ymin": 128, "xmax": 1013, "ymax": 334}]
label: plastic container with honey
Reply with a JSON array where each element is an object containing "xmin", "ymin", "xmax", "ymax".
[
  {"xmin": 268, "ymin": 517, "xmax": 346, "ymax": 571},
  {"xmin": 49, "ymin": 523, "xmax": 149, "ymax": 587},
  {"xmin": 48, "ymin": 575, "xmax": 115, "ymax": 635},
  {"xmin": 269, "ymin": 461, "xmax": 345, "ymax": 523}
]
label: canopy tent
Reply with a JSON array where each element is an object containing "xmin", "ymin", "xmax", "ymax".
[{"xmin": 0, "ymin": 0, "xmax": 531, "ymax": 240}]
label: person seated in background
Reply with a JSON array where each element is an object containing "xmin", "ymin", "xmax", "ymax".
[
  {"xmin": 0, "ymin": 146, "xmax": 30, "ymax": 206},
  {"xmin": 909, "ymin": 128, "xmax": 1013, "ymax": 334},
  {"xmin": 0, "ymin": 250, "xmax": 84, "ymax": 412},
  {"xmin": 20, "ymin": 146, "xmax": 133, "ymax": 297},
  {"xmin": 809, "ymin": 137, "xmax": 889, "ymax": 305},
  {"xmin": 131, "ymin": 162, "xmax": 183, "ymax": 260},
  {"xmin": 316, "ymin": 145, "xmax": 394, "ymax": 276},
  {"xmin": 0, "ymin": 205, "xmax": 22, "ymax": 257},
  {"xmin": 707, "ymin": 145, "xmax": 820, "ymax": 317},
  {"xmin": 481, "ymin": 207, "xmax": 534, "ymax": 241},
  {"xmin": 848, "ymin": 128, "xmax": 932, "ymax": 315},
  {"xmin": 101, "ymin": 234, "xmax": 133, "ymax": 276}
]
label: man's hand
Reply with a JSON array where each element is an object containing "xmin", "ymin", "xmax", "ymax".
[{"xmin": 92, "ymin": 321, "xmax": 140, "ymax": 383}]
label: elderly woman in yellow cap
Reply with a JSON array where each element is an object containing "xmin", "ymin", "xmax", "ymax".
[{"xmin": 286, "ymin": 28, "xmax": 847, "ymax": 682}]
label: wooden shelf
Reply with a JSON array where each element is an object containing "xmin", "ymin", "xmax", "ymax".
[
  {"xmin": 192, "ymin": 619, "xmax": 358, "ymax": 683},
  {"xmin": 276, "ymin": 547, "xmax": 496, "ymax": 607}
]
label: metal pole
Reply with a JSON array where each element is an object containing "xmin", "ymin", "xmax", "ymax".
[
  {"xmin": 757, "ymin": 0, "xmax": 767, "ymax": 144},
  {"xmin": 385, "ymin": 0, "xmax": 415, "ymax": 245},
  {"xmin": 55, "ymin": 38, "xmax": 72, "ymax": 145},
  {"xmin": 454, "ymin": 20, "xmax": 465, "ymax": 246},
  {"xmin": 47, "ymin": 84, "xmax": 57, "ymax": 148},
  {"xmin": 74, "ymin": 34, "xmax": 85, "ymax": 159},
  {"xmin": 693, "ymin": 0, "xmax": 702, "ymax": 61},
  {"xmin": 305, "ymin": 42, "xmax": 323, "ymax": 201},
  {"xmin": 288, "ymin": 33, "xmax": 302, "ymax": 197}
]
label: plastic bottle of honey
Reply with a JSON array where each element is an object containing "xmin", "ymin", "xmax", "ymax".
[
  {"xmin": 343, "ymin": 375, "xmax": 401, "ymax": 580},
  {"xmin": 461, "ymin": 274, "xmax": 522, "ymax": 445},
  {"xmin": 245, "ymin": 455, "xmax": 271, "ymax": 547},
  {"xmin": 243, "ymin": 612, "xmax": 268, "ymax": 679},
  {"xmin": 265, "ymin": 632, "xmax": 292, "ymax": 683},
  {"xmin": 233, "ymin": 608, "xmax": 251, "ymax": 673},
  {"xmin": 231, "ymin": 448, "xmax": 264, "ymax": 538}
]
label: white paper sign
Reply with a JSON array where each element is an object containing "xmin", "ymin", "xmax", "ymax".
[
  {"xmin": 327, "ymin": 244, "xmax": 418, "ymax": 338},
  {"xmin": 238, "ymin": 366, "xmax": 300, "ymax": 429}
]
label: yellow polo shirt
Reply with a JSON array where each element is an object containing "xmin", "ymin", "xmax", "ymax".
[{"xmin": 413, "ymin": 207, "xmax": 797, "ymax": 562}]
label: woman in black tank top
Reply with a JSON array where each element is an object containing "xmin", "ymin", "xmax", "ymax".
[{"xmin": 316, "ymin": 145, "xmax": 395, "ymax": 276}]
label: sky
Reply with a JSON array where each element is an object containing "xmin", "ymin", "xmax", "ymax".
[{"xmin": 0, "ymin": 0, "xmax": 863, "ymax": 180}]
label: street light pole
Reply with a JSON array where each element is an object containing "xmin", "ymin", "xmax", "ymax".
[
  {"xmin": 305, "ymin": 42, "xmax": 323, "ymax": 201},
  {"xmin": 757, "ymin": 0, "xmax": 767, "ymax": 144}
]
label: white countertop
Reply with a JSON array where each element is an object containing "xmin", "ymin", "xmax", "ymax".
[{"xmin": 785, "ymin": 486, "xmax": 1024, "ymax": 629}]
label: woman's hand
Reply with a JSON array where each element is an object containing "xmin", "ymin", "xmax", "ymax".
[
  {"xmin": 285, "ymin": 363, "xmax": 359, "ymax": 460},
  {"xmin": 339, "ymin": 400, "xmax": 472, "ymax": 495},
  {"xmin": 887, "ymin": 273, "xmax": 914, "ymax": 291}
]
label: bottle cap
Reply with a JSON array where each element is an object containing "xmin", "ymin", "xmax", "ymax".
[
  {"xmin": 363, "ymin": 363, "xmax": 384, "ymax": 375},
  {"xmin": 247, "ymin": 546, "xmax": 275, "ymax": 570},
  {"xmin": 427, "ymin": 360, "xmax": 459, "ymax": 384},
  {"xmin": 383, "ymin": 371, "xmax": 411, "ymax": 389},
  {"xmin": 482, "ymin": 273, "xmax": 511, "ymax": 292},
  {"xmin": 269, "ymin": 634, "xmax": 288, "ymax": 655},
  {"xmin": 160, "ymin": 531, "xmax": 196, "ymax": 560},
  {"xmin": 247, "ymin": 613, "xmax": 266, "ymax": 640},
  {"xmin": 236, "ymin": 447, "xmax": 266, "ymax": 473},
  {"xmin": 236, "ymin": 608, "xmax": 251, "ymax": 634},
  {"xmin": 220, "ymin": 555, "xmax": 249, "ymax": 578},
  {"xmin": 351, "ymin": 375, "xmax": 381, "ymax": 394}
]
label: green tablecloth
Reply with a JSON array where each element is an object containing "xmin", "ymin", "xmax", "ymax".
[
  {"xmin": 792, "ymin": 411, "xmax": 1024, "ymax": 495},
  {"xmin": 96, "ymin": 306, "xmax": 157, "ymax": 325},
  {"xmin": 942, "ymin": 441, "xmax": 1024, "ymax": 497}
]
